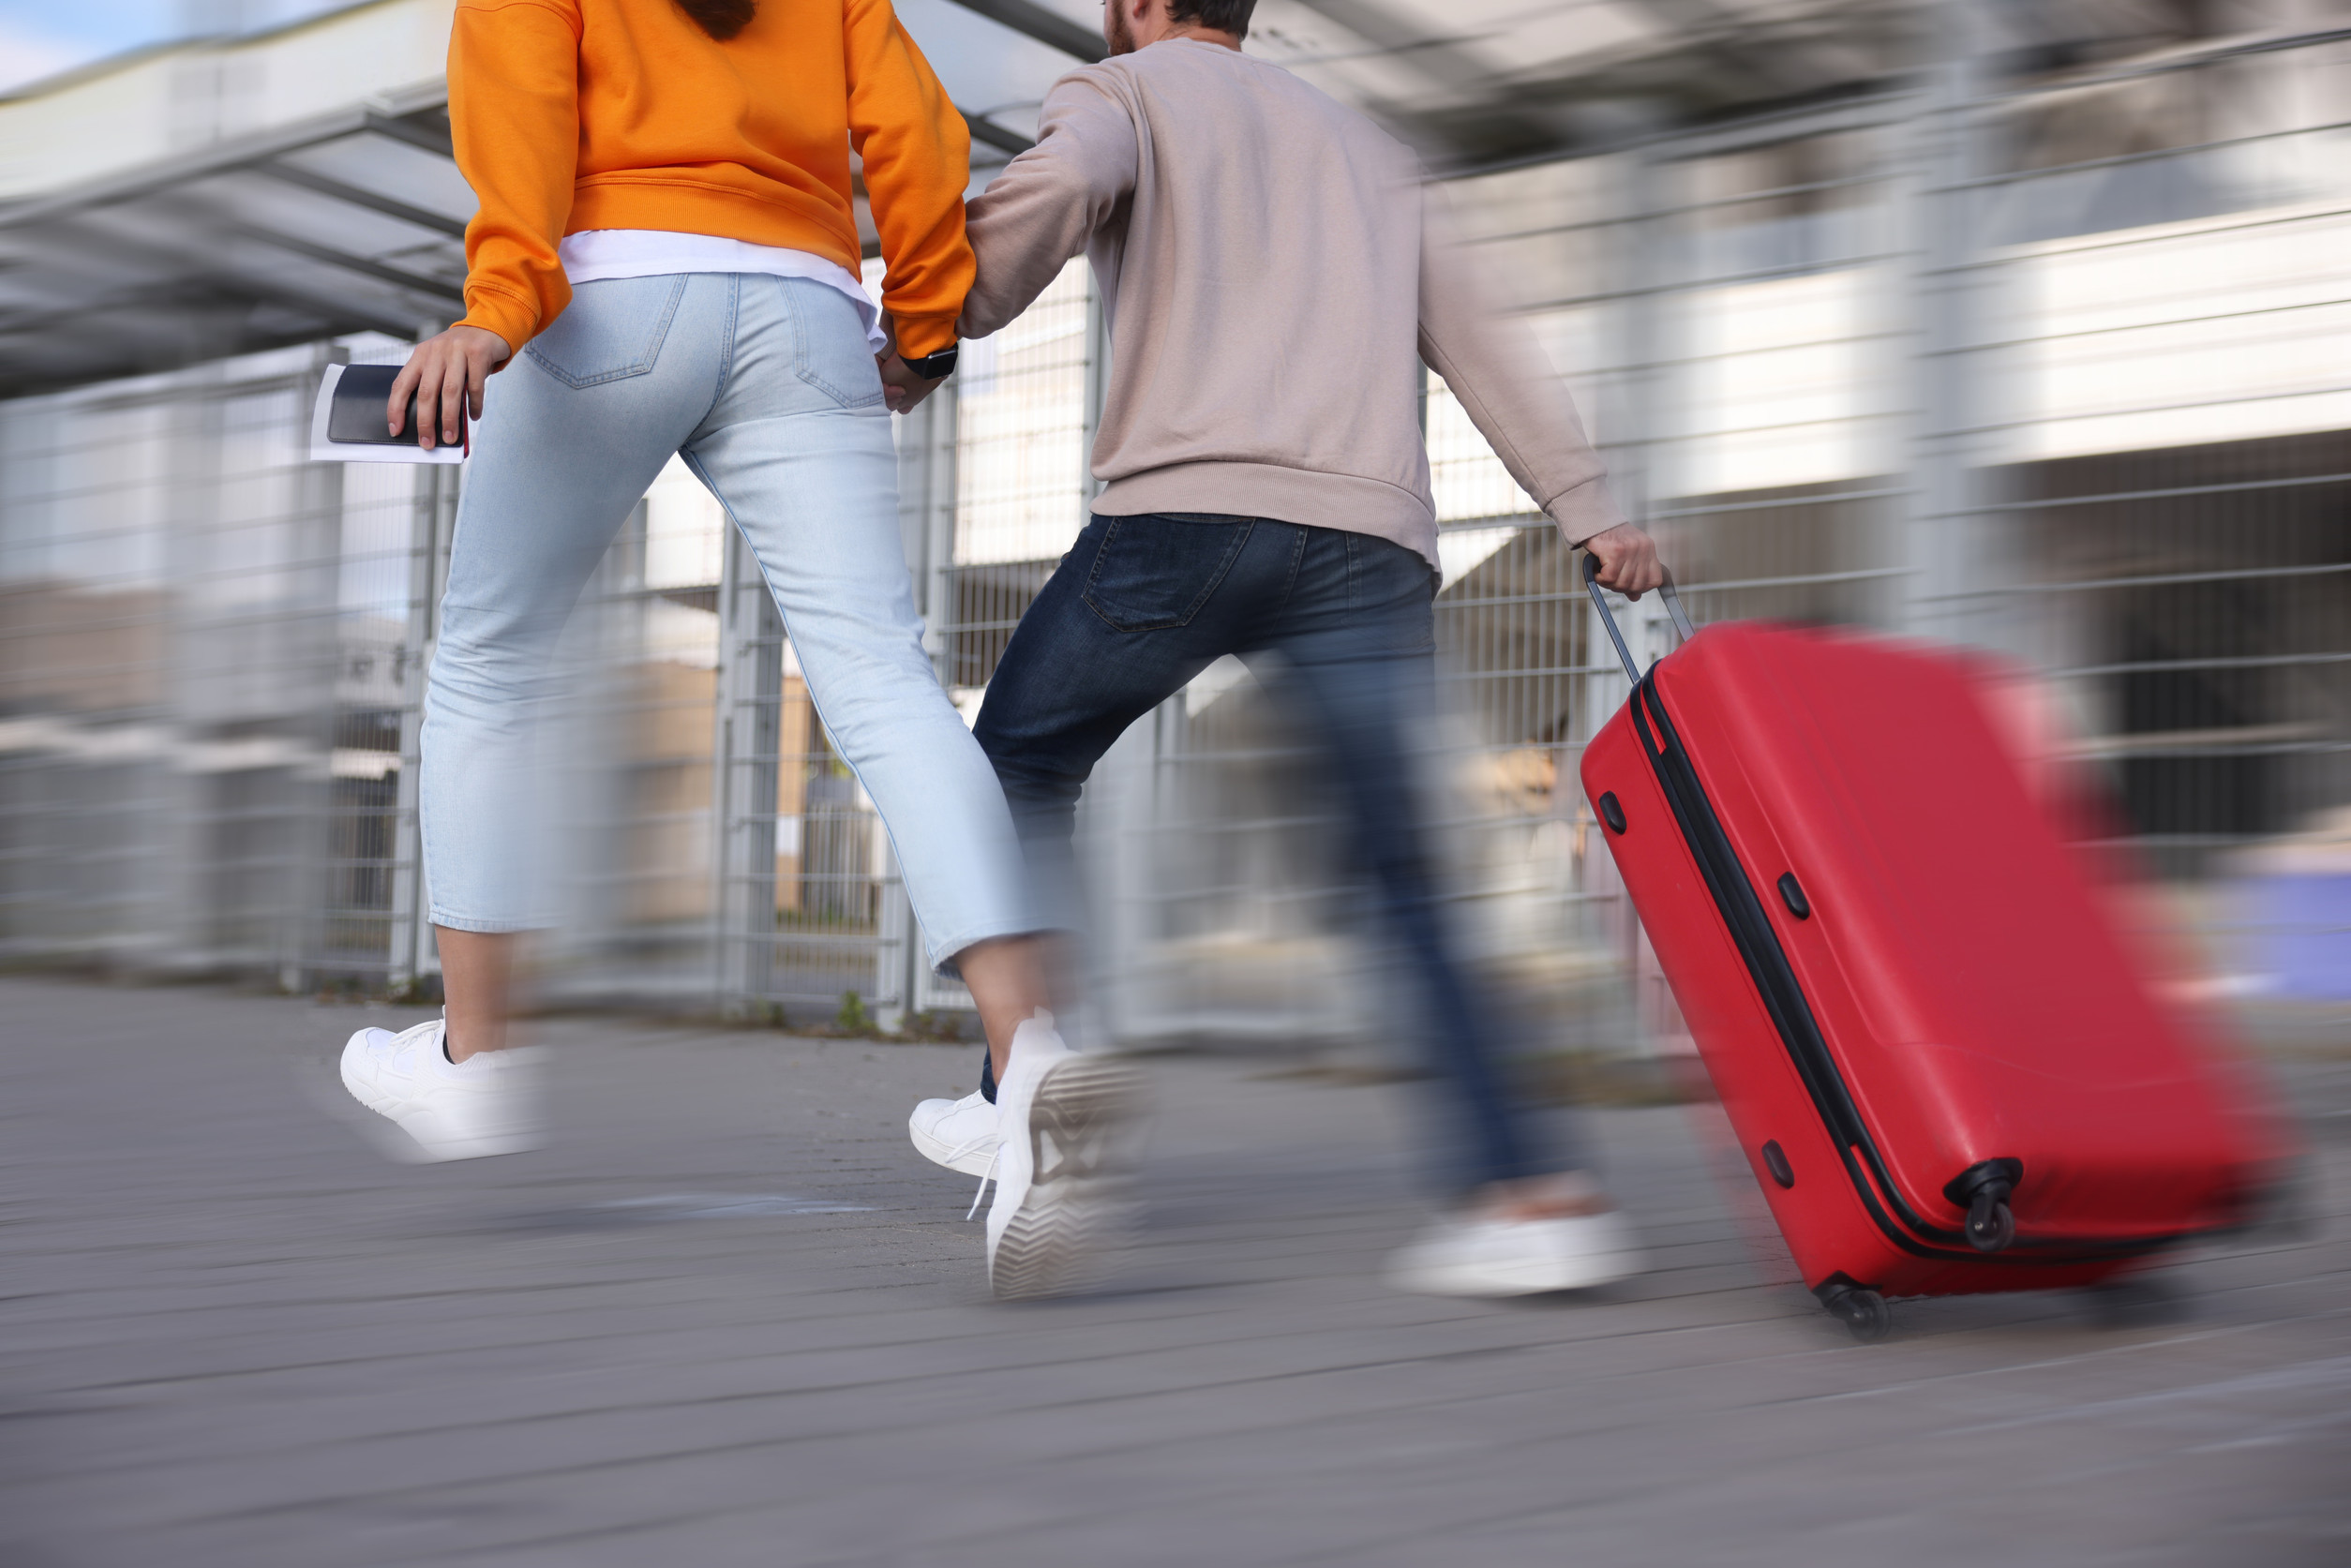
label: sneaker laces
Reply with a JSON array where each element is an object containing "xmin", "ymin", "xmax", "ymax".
[
  {"xmin": 964, "ymin": 1146, "xmax": 1000, "ymax": 1222},
  {"xmin": 939, "ymin": 1124, "xmax": 997, "ymax": 1166}
]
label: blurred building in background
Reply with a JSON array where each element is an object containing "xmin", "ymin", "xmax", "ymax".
[{"xmin": 1, "ymin": 0, "xmax": 2346, "ymax": 1038}]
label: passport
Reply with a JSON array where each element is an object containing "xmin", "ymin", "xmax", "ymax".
[{"xmin": 308, "ymin": 362, "xmax": 468, "ymax": 464}]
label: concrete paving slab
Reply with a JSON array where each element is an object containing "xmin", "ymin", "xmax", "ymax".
[{"xmin": 0, "ymin": 978, "xmax": 2344, "ymax": 1567}]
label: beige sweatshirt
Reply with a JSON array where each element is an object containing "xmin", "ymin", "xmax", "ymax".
[{"xmin": 959, "ymin": 38, "xmax": 1625, "ymax": 568}]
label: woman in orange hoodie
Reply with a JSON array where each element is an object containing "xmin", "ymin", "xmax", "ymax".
[{"xmin": 339, "ymin": 1, "xmax": 1071, "ymax": 1215}]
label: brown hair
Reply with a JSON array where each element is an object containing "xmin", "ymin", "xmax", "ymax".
[
  {"xmin": 675, "ymin": 0, "xmax": 756, "ymax": 39},
  {"xmin": 1167, "ymin": 0, "xmax": 1255, "ymax": 37}
]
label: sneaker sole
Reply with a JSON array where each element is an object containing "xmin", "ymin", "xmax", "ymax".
[
  {"xmin": 990, "ymin": 1056, "xmax": 1141, "ymax": 1301},
  {"xmin": 402, "ymin": 1128, "xmax": 544, "ymax": 1162}
]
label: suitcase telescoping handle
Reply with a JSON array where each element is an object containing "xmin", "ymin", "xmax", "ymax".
[{"xmin": 1581, "ymin": 551, "xmax": 1696, "ymax": 684}]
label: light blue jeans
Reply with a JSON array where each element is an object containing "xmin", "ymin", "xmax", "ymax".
[{"xmin": 422, "ymin": 273, "xmax": 1034, "ymax": 970}]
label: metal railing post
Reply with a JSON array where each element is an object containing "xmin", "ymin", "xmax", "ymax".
[
  {"xmin": 387, "ymin": 459, "xmax": 453, "ymax": 993},
  {"xmin": 1899, "ymin": 0, "xmax": 2003, "ymax": 651},
  {"xmin": 711, "ymin": 523, "xmax": 783, "ymax": 1014}
]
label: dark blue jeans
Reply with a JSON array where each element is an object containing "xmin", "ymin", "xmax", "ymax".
[{"xmin": 975, "ymin": 512, "xmax": 1569, "ymax": 1195}]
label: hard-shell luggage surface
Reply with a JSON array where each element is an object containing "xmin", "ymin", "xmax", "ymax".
[{"xmin": 1575, "ymin": 560, "xmax": 2278, "ymax": 1340}]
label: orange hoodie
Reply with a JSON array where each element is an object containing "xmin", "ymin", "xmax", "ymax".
[{"xmin": 449, "ymin": 0, "xmax": 972, "ymax": 357}]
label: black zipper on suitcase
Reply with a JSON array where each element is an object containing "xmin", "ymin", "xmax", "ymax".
[{"xmin": 1626, "ymin": 671, "xmax": 2177, "ymax": 1267}]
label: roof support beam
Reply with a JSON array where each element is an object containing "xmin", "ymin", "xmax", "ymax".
[
  {"xmin": 361, "ymin": 110, "xmax": 457, "ymax": 159},
  {"xmin": 35, "ymin": 217, "xmax": 429, "ymax": 340},
  {"xmin": 0, "ymin": 107, "xmax": 375, "ymax": 232},
  {"xmin": 247, "ymin": 161, "xmax": 471, "ymax": 239},
  {"xmin": 940, "ymin": 0, "xmax": 1106, "ymax": 63},
  {"xmin": 1282, "ymin": 0, "xmax": 1573, "ymax": 159},
  {"xmin": 0, "ymin": 292, "xmax": 216, "ymax": 352},
  {"xmin": 1610, "ymin": 0, "xmax": 1843, "ymax": 101},
  {"xmin": 201, "ymin": 215, "xmax": 466, "ymax": 306},
  {"xmin": 963, "ymin": 111, "xmax": 1038, "ymax": 157}
]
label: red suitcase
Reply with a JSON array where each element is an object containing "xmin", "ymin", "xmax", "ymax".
[{"xmin": 1576, "ymin": 560, "xmax": 2278, "ymax": 1340}]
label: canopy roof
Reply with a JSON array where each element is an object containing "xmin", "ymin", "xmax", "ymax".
[{"xmin": 0, "ymin": 0, "xmax": 2253, "ymax": 396}]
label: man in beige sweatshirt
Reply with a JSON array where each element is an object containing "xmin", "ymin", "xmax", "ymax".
[{"xmin": 902, "ymin": 0, "xmax": 1663, "ymax": 1300}]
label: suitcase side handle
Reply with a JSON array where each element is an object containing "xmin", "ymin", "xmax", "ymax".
[{"xmin": 1581, "ymin": 552, "xmax": 1696, "ymax": 684}]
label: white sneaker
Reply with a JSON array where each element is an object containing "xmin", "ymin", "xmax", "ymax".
[
  {"xmin": 338, "ymin": 1016, "xmax": 547, "ymax": 1162},
  {"xmin": 985, "ymin": 1012, "xmax": 1140, "ymax": 1300},
  {"xmin": 909, "ymin": 1091, "xmax": 1000, "ymax": 1178},
  {"xmin": 1384, "ymin": 1208, "xmax": 1645, "ymax": 1297}
]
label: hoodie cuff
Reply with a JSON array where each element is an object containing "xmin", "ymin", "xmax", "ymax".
[
  {"xmin": 1546, "ymin": 476, "xmax": 1628, "ymax": 547},
  {"xmin": 457, "ymin": 289, "xmax": 535, "ymax": 362},
  {"xmin": 890, "ymin": 311, "xmax": 961, "ymax": 360}
]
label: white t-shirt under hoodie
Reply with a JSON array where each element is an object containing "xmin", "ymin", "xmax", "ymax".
[{"xmin": 558, "ymin": 231, "xmax": 887, "ymax": 351}]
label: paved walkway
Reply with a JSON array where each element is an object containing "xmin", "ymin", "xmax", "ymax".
[{"xmin": 2, "ymin": 978, "xmax": 2345, "ymax": 1567}]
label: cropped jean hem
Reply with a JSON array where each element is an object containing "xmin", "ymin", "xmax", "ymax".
[
  {"xmin": 427, "ymin": 911, "xmax": 548, "ymax": 935},
  {"xmin": 930, "ymin": 920, "xmax": 1057, "ymax": 979}
]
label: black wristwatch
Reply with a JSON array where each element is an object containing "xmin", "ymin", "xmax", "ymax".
[{"xmin": 901, "ymin": 344, "xmax": 959, "ymax": 380}]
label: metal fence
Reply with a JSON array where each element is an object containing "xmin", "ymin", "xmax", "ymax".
[
  {"xmin": 1071, "ymin": 23, "xmax": 2351, "ymax": 1046},
  {"xmin": 3, "ymin": 23, "xmax": 2344, "ymax": 1023},
  {"xmin": 2, "ymin": 346, "xmax": 359, "ymax": 982}
]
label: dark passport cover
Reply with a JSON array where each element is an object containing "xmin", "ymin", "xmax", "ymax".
[{"xmin": 327, "ymin": 364, "xmax": 462, "ymax": 446}]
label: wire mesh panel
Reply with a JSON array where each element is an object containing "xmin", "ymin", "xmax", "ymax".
[
  {"xmin": 1088, "ymin": 156, "xmax": 1629, "ymax": 1047},
  {"xmin": 936, "ymin": 259, "xmax": 1095, "ymax": 698},
  {"xmin": 1951, "ymin": 36, "xmax": 2351, "ymax": 990},
  {"xmin": 891, "ymin": 260, "xmax": 1099, "ymax": 1015},
  {"xmin": 538, "ymin": 460, "xmax": 726, "ymax": 1003},
  {"xmin": 0, "ymin": 345, "xmax": 401, "ymax": 983},
  {"xmin": 563, "ymin": 453, "xmax": 910, "ymax": 1014},
  {"xmin": 4, "ymin": 17, "xmax": 2344, "ymax": 1022},
  {"xmin": 1098, "ymin": 32, "xmax": 2351, "ymax": 1046},
  {"xmin": 321, "ymin": 425, "xmax": 423, "ymax": 978},
  {"xmin": 0, "ymin": 388, "xmax": 170, "ymax": 962},
  {"xmin": 1425, "ymin": 156, "xmax": 1671, "ymax": 1057}
]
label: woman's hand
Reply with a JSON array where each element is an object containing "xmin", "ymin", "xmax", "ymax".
[
  {"xmin": 388, "ymin": 324, "xmax": 513, "ymax": 449},
  {"xmin": 877, "ymin": 351, "xmax": 949, "ymax": 414},
  {"xmin": 872, "ymin": 309, "xmax": 949, "ymax": 415}
]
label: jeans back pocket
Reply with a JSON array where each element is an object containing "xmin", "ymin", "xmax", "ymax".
[
  {"xmin": 783, "ymin": 278, "xmax": 887, "ymax": 410},
  {"xmin": 1347, "ymin": 531, "xmax": 1440, "ymax": 653},
  {"xmin": 525, "ymin": 276, "xmax": 688, "ymax": 388},
  {"xmin": 1082, "ymin": 514, "xmax": 1255, "ymax": 632}
]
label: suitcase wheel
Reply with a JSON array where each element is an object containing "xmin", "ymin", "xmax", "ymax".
[
  {"xmin": 1945, "ymin": 1159, "xmax": 2024, "ymax": 1254},
  {"xmin": 1817, "ymin": 1280, "xmax": 1893, "ymax": 1344},
  {"xmin": 1965, "ymin": 1191, "xmax": 2016, "ymax": 1253}
]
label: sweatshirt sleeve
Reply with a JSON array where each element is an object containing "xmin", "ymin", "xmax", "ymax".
[
  {"xmin": 447, "ymin": 0, "xmax": 581, "ymax": 353},
  {"xmin": 959, "ymin": 71, "xmax": 1139, "ymax": 341},
  {"xmin": 1417, "ymin": 194, "xmax": 1626, "ymax": 546},
  {"xmin": 846, "ymin": 0, "xmax": 974, "ymax": 359}
]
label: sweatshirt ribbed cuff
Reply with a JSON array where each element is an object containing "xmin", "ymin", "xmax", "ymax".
[
  {"xmin": 1546, "ymin": 476, "xmax": 1627, "ymax": 547},
  {"xmin": 457, "ymin": 290, "xmax": 536, "ymax": 361},
  {"xmin": 890, "ymin": 312, "xmax": 960, "ymax": 360}
]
